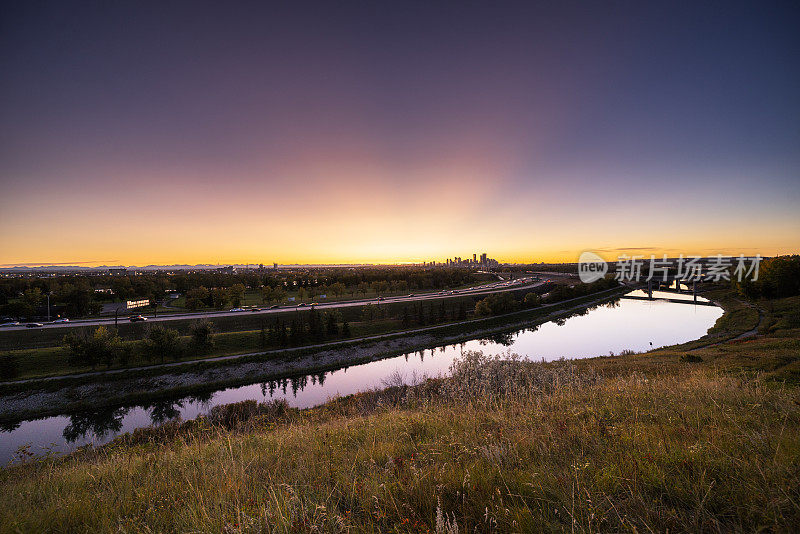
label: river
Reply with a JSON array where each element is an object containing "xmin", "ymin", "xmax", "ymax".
[{"xmin": 0, "ymin": 290, "xmax": 722, "ymax": 465}]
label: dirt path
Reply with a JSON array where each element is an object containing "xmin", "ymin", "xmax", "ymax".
[{"xmin": 688, "ymin": 299, "xmax": 765, "ymax": 352}]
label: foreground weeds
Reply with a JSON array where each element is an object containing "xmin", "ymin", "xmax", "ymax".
[{"xmin": 1, "ymin": 352, "xmax": 799, "ymax": 533}]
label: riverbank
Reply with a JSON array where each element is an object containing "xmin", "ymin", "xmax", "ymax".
[
  {"xmin": 0, "ymin": 286, "xmax": 631, "ymax": 423},
  {"xmin": 1, "ymin": 332, "xmax": 798, "ymax": 532}
]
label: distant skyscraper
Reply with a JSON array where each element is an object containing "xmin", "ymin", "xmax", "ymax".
[{"xmin": 473, "ymin": 254, "xmax": 477, "ymax": 263}]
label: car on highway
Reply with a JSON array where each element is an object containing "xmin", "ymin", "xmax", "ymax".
[
  {"xmin": 129, "ymin": 315, "xmax": 147, "ymax": 322},
  {"xmin": 269, "ymin": 304, "xmax": 280, "ymax": 309},
  {"xmin": 249, "ymin": 307, "xmax": 261, "ymax": 312},
  {"xmin": 0, "ymin": 321, "xmax": 20, "ymax": 327},
  {"xmin": 297, "ymin": 303, "xmax": 307, "ymax": 307},
  {"xmin": 52, "ymin": 318, "xmax": 69, "ymax": 323},
  {"xmin": 406, "ymin": 293, "xmax": 414, "ymax": 297},
  {"xmin": 25, "ymin": 323, "xmax": 44, "ymax": 328},
  {"xmin": 229, "ymin": 307, "xmax": 245, "ymax": 312}
]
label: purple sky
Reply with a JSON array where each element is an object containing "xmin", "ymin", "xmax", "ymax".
[{"xmin": 1, "ymin": 1, "xmax": 798, "ymax": 264}]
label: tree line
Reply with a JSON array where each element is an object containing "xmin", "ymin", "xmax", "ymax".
[
  {"xmin": 62, "ymin": 320, "xmax": 216, "ymax": 369},
  {"xmin": 733, "ymin": 255, "xmax": 800, "ymax": 299},
  {"xmin": 0, "ymin": 267, "xmax": 483, "ymax": 319}
]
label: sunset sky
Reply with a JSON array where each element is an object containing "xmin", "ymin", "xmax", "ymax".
[{"xmin": 1, "ymin": 2, "xmax": 798, "ymax": 266}]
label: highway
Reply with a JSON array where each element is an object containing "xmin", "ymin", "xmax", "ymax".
[{"xmin": 0, "ymin": 276, "xmax": 555, "ymax": 332}]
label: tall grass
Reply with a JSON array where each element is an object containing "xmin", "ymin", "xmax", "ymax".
[{"xmin": 1, "ymin": 350, "xmax": 798, "ymax": 532}]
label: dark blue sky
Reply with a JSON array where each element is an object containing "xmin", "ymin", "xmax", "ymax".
[{"xmin": 1, "ymin": 1, "xmax": 798, "ymax": 264}]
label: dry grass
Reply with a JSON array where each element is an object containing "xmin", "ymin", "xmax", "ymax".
[{"xmin": 1, "ymin": 351, "xmax": 799, "ymax": 533}]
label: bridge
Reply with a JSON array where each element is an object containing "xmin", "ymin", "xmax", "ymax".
[{"xmin": 621, "ymin": 278, "xmax": 716, "ymax": 306}]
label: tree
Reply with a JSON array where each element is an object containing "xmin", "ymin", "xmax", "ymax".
[
  {"xmin": 189, "ymin": 320, "xmax": 215, "ymax": 352},
  {"xmin": 341, "ymin": 321, "xmax": 351, "ymax": 337},
  {"xmin": 362, "ymin": 303, "xmax": 377, "ymax": 323},
  {"xmin": 23, "ymin": 288, "xmax": 44, "ymax": 308},
  {"xmin": 735, "ymin": 255, "xmax": 800, "ymax": 299},
  {"xmin": 357, "ymin": 282, "xmax": 369, "ymax": 298},
  {"xmin": 1, "ymin": 301, "xmax": 34, "ymax": 319},
  {"xmin": 211, "ymin": 288, "xmax": 229, "ymax": 309},
  {"xmin": 94, "ymin": 327, "xmax": 123, "ymax": 368},
  {"xmin": 229, "ymin": 283, "xmax": 246, "ymax": 306},
  {"xmin": 145, "ymin": 325, "xmax": 183, "ymax": 363},
  {"xmin": 475, "ymin": 292, "xmax": 519, "ymax": 317},
  {"xmin": 261, "ymin": 286, "xmax": 274, "ymax": 304},
  {"xmin": 0, "ymin": 355, "xmax": 19, "ymax": 380},
  {"xmin": 58, "ymin": 286, "xmax": 100, "ymax": 317},
  {"xmin": 63, "ymin": 327, "xmax": 122, "ymax": 369},
  {"xmin": 289, "ymin": 319, "xmax": 302, "ymax": 345},
  {"xmin": 308, "ymin": 308, "xmax": 323, "ymax": 340},
  {"xmin": 330, "ymin": 282, "xmax": 346, "ymax": 298},
  {"xmin": 279, "ymin": 321, "xmax": 289, "ymax": 346},
  {"xmin": 185, "ymin": 287, "xmax": 209, "ymax": 310},
  {"xmin": 112, "ymin": 278, "xmax": 135, "ymax": 301},
  {"xmin": 524, "ymin": 292, "xmax": 541, "ymax": 307},
  {"xmin": 325, "ymin": 313, "xmax": 339, "ymax": 337}
]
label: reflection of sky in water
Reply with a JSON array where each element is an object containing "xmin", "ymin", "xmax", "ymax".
[{"xmin": 1, "ymin": 294, "xmax": 722, "ymax": 464}]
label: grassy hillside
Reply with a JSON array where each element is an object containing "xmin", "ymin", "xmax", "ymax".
[{"xmin": 1, "ymin": 293, "xmax": 799, "ymax": 532}]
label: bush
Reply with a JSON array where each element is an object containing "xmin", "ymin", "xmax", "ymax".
[
  {"xmin": 206, "ymin": 399, "xmax": 290, "ymax": 429},
  {"xmin": 145, "ymin": 325, "xmax": 183, "ymax": 363},
  {"xmin": 523, "ymin": 292, "xmax": 541, "ymax": 307},
  {"xmin": 62, "ymin": 326, "xmax": 123, "ymax": 368},
  {"xmin": 474, "ymin": 292, "xmax": 519, "ymax": 317},
  {"xmin": 189, "ymin": 320, "xmax": 215, "ymax": 352},
  {"xmin": 441, "ymin": 351, "xmax": 600, "ymax": 402},
  {"xmin": 0, "ymin": 355, "xmax": 19, "ymax": 380}
]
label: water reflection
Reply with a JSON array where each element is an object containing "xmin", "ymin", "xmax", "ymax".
[
  {"xmin": 1, "ymin": 292, "xmax": 723, "ymax": 464},
  {"xmin": 479, "ymin": 332, "xmax": 515, "ymax": 346},
  {"xmin": 63, "ymin": 407, "xmax": 129, "ymax": 443},
  {"xmin": 0, "ymin": 421, "xmax": 20, "ymax": 433},
  {"xmin": 146, "ymin": 400, "xmax": 184, "ymax": 426}
]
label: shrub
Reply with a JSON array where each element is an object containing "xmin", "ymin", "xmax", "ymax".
[
  {"xmin": 474, "ymin": 292, "xmax": 519, "ymax": 317},
  {"xmin": 62, "ymin": 326, "xmax": 123, "ymax": 368},
  {"xmin": 0, "ymin": 355, "xmax": 19, "ymax": 380},
  {"xmin": 145, "ymin": 325, "xmax": 183, "ymax": 363},
  {"xmin": 441, "ymin": 351, "xmax": 600, "ymax": 402},
  {"xmin": 189, "ymin": 320, "xmax": 215, "ymax": 352}
]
